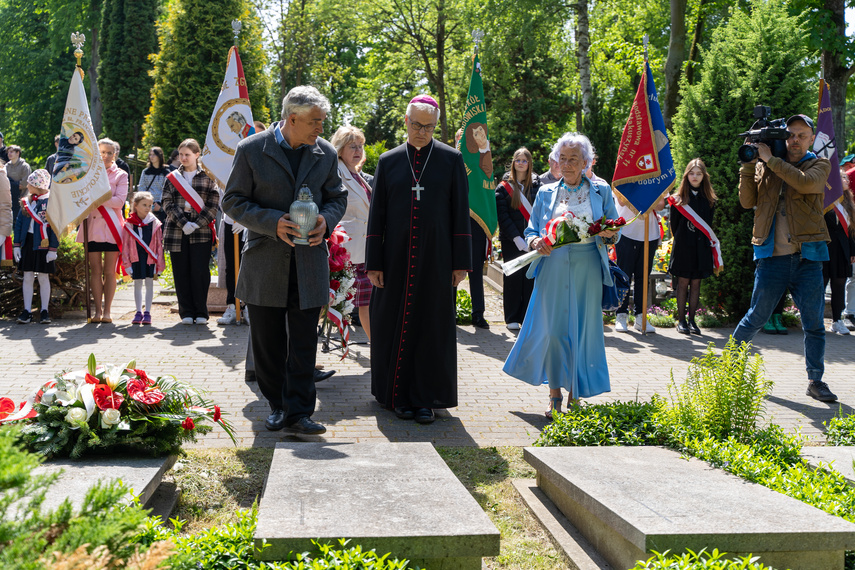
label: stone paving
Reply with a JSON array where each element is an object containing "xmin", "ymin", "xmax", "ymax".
[{"xmin": 1, "ymin": 278, "xmax": 853, "ymax": 448}]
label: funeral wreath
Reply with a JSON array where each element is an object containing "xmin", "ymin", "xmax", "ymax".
[{"xmin": 0, "ymin": 354, "xmax": 236, "ymax": 458}]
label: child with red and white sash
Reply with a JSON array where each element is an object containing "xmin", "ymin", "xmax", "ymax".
[
  {"xmin": 13, "ymin": 169, "xmax": 57, "ymax": 324},
  {"xmin": 161, "ymin": 138, "xmax": 219, "ymax": 325},
  {"xmin": 122, "ymin": 191, "xmax": 165, "ymax": 325}
]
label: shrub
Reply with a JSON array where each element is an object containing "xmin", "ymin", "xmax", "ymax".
[
  {"xmin": 0, "ymin": 425, "xmax": 164, "ymax": 570},
  {"xmin": 536, "ymin": 401, "xmax": 666, "ymax": 447},
  {"xmin": 138, "ymin": 507, "xmax": 418, "ymax": 569},
  {"xmin": 825, "ymin": 411, "xmax": 855, "ymax": 446},
  {"xmin": 631, "ymin": 548, "xmax": 775, "ymax": 569},
  {"xmin": 655, "ymin": 338, "xmax": 771, "ymax": 442},
  {"xmin": 456, "ymin": 289, "xmax": 472, "ymax": 325}
]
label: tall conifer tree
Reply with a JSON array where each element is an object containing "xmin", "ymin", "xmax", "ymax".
[
  {"xmin": 143, "ymin": 0, "xmax": 270, "ymax": 153},
  {"xmin": 672, "ymin": 0, "xmax": 812, "ymax": 319}
]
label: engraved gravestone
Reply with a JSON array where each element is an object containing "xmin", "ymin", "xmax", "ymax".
[{"xmin": 255, "ymin": 442, "xmax": 500, "ymax": 569}]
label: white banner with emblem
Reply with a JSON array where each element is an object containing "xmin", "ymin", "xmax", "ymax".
[
  {"xmin": 46, "ymin": 69, "xmax": 111, "ymax": 231},
  {"xmin": 199, "ymin": 46, "xmax": 255, "ymax": 189}
]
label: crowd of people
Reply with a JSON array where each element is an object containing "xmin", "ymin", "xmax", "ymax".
[{"xmin": 0, "ymin": 90, "xmax": 848, "ymax": 434}]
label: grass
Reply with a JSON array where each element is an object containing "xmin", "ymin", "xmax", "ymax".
[{"xmin": 167, "ymin": 446, "xmax": 569, "ymax": 570}]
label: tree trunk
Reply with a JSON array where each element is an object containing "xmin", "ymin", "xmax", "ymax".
[
  {"xmin": 89, "ymin": 25, "xmax": 102, "ymax": 136},
  {"xmin": 662, "ymin": 0, "xmax": 687, "ymax": 130},
  {"xmin": 822, "ymin": 0, "xmax": 853, "ymax": 151},
  {"xmin": 575, "ymin": 0, "xmax": 591, "ymax": 120},
  {"xmin": 685, "ymin": 0, "xmax": 710, "ymax": 86},
  {"xmin": 435, "ymin": 0, "xmax": 448, "ymax": 143}
]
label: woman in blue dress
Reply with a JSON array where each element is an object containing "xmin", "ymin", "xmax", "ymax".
[{"xmin": 503, "ymin": 132, "xmax": 620, "ymax": 418}]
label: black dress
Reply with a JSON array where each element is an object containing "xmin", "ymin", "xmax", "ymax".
[
  {"xmin": 668, "ymin": 190, "xmax": 715, "ymax": 279},
  {"xmin": 824, "ymin": 210, "xmax": 854, "ymax": 279},
  {"xmin": 366, "ymin": 140, "xmax": 471, "ymax": 410},
  {"xmin": 495, "ymin": 173, "xmax": 541, "ymax": 323}
]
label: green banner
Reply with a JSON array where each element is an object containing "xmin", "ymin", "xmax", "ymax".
[{"xmin": 460, "ymin": 54, "xmax": 497, "ymax": 237}]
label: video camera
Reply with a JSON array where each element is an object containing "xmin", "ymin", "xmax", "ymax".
[{"xmin": 737, "ymin": 105, "xmax": 790, "ymax": 163}]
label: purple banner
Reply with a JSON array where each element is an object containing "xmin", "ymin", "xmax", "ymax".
[{"xmin": 814, "ymin": 80, "xmax": 843, "ymax": 211}]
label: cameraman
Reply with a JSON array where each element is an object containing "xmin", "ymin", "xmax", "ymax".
[{"xmin": 732, "ymin": 114, "xmax": 835, "ymax": 402}]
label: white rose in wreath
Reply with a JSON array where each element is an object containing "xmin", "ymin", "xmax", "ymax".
[
  {"xmin": 101, "ymin": 408, "xmax": 121, "ymax": 428},
  {"xmin": 65, "ymin": 407, "xmax": 87, "ymax": 427}
]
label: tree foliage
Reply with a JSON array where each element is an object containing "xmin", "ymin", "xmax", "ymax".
[
  {"xmin": 143, "ymin": 0, "xmax": 270, "ymax": 153},
  {"xmin": 98, "ymin": 0, "xmax": 159, "ymax": 154},
  {"xmin": 0, "ymin": 0, "xmax": 72, "ymax": 168},
  {"xmin": 478, "ymin": 0, "xmax": 573, "ymax": 176},
  {"xmin": 672, "ymin": 0, "xmax": 813, "ymax": 319}
]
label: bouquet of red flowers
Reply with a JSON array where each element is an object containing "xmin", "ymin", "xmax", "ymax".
[
  {"xmin": 502, "ymin": 214, "xmax": 629, "ymax": 276},
  {"xmin": 325, "ymin": 225, "xmax": 357, "ymax": 356}
]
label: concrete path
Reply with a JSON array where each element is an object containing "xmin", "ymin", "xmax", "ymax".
[{"xmin": 0, "ymin": 278, "xmax": 852, "ymax": 448}]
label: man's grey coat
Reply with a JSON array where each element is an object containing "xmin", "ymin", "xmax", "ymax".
[{"xmin": 222, "ymin": 127, "xmax": 348, "ymax": 309}]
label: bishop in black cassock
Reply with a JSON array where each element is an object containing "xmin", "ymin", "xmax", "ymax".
[{"xmin": 365, "ymin": 95, "xmax": 471, "ymax": 424}]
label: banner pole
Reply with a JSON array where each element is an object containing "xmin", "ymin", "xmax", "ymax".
[
  {"xmin": 84, "ymin": 219, "xmax": 91, "ymax": 322},
  {"xmin": 641, "ymin": 213, "xmax": 650, "ymax": 334},
  {"xmin": 233, "ymin": 235, "xmax": 241, "ymax": 324}
]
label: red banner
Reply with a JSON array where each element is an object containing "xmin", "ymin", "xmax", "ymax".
[{"xmin": 612, "ymin": 70, "xmax": 661, "ymax": 187}]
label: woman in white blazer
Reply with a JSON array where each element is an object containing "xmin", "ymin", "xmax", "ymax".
[{"xmin": 331, "ymin": 126, "xmax": 374, "ymax": 339}]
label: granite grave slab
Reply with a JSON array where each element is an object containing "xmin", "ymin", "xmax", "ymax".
[
  {"xmin": 802, "ymin": 446, "xmax": 855, "ymax": 485},
  {"xmin": 255, "ymin": 442, "xmax": 500, "ymax": 569},
  {"xmin": 525, "ymin": 446, "xmax": 855, "ymax": 570},
  {"xmin": 32, "ymin": 454, "xmax": 177, "ymax": 512}
]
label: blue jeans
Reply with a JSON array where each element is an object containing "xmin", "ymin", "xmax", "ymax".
[{"xmin": 732, "ymin": 254, "xmax": 825, "ymax": 381}]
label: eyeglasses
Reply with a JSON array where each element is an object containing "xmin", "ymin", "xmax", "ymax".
[
  {"xmin": 347, "ymin": 144, "xmax": 364, "ymax": 151},
  {"xmin": 409, "ymin": 121, "xmax": 437, "ymax": 134}
]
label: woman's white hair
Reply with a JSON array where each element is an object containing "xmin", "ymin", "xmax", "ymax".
[
  {"xmin": 406, "ymin": 102, "xmax": 440, "ymax": 122},
  {"xmin": 281, "ymin": 86, "xmax": 331, "ymax": 119},
  {"xmin": 550, "ymin": 132, "xmax": 595, "ymax": 170}
]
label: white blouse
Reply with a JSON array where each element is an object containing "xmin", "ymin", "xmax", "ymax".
[{"xmin": 553, "ymin": 178, "xmax": 594, "ymax": 243}]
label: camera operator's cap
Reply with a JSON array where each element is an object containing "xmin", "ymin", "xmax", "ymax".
[{"xmin": 786, "ymin": 114, "xmax": 815, "ymax": 132}]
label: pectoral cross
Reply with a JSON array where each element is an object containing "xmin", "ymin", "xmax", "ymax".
[{"xmin": 412, "ymin": 183, "xmax": 424, "ymax": 201}]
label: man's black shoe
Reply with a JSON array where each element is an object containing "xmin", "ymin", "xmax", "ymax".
[
  {"xmin": 287, "ymin": 416, "xmax": 327, "ymax": 435},
  {"xmin": 807, "ymin": 381, "xmax": 838, "ymax": 402},
  {"xmin": 473, "ymin": 316, "xmax": 489, "ymax": 329},
  {"xmin": 394, "ymin": 407, "xmax": 415, "ymax": 420},
  {"xmin": 314, "ymin": 369, "xmax": 335, "ymax": 383},
  {"xmin": 265, "ymin": 409, "xmax": 287, "ymax": 431},
  {"xmin": 245, "ymin": 370, "xmax": 256, "ymax": 383},
  {"xmin": 414, "ymin": 408, "xmax": 435, "ymax": 424}
]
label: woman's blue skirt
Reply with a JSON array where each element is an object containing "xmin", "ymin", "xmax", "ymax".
[{"xmin": 502, "ymin": 241, "xmax": 611, "ymax": 398}]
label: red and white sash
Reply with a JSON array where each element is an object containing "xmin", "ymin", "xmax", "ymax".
[
  {"xmin": 97, "ymin": 205, "xmax": 124, "ymax": 246},
  {"xmin": 24, "ymin": 194, "xmax": 51, "ymax": 243},
  {"xmin": 0, "ymin": 236, "xmax": 13, "ymax": 266},
  {"xmin": 502, "ymin": 181, "xmax": 532, "ymax": 222},
  {"xmin": 97, "ymin": 204, "xmax": 126, "ymax": 275},
  {"xmin": 667, "ymin": 196, "xmax": 723, "ymax": 273},
  {"xmin": 835, "ymin": 202, "xmax": 850, "ymax": 236},
  {"xmin": 167, "ymin": 170, "xmax": 217, "ymax": 242},
  {"xmin": 125, "ymin": 218, "xmax": 159, "ymax": 262}
]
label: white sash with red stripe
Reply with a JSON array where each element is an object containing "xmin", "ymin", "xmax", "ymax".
[
  {"xmin": 167, "ymin": 170, "xmax": 216, "ymax": 242},
  {"xmin": 25, "ymin": 194, "xmax": 50, "ymax": 243},
  {"xmin": 501, "ymin": 181, "xmax": 532, "ymax": 222},
  {"xmin": 667, "ymin": 196, "xmax": 723, "ymax": 273},
  {"xmin": 97, "ymin": 205, "xmax": 124, "ymax": 246},
  {"xmin": 125, "ymin": 215, "xmax": 159, "ymax": 261},
  {"xmin": 835, "ymin": 202, "xmax": 850, "ymax": 236}
]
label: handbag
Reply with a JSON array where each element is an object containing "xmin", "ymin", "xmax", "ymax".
[{"xmin": 602, "ymin": 259, "xmax": 631, "ymax": 312}]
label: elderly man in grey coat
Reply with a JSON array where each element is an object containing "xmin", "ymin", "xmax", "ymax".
[{"xmin": 223, "ymin": 86, "xmax": 347, "ymax": 434}]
